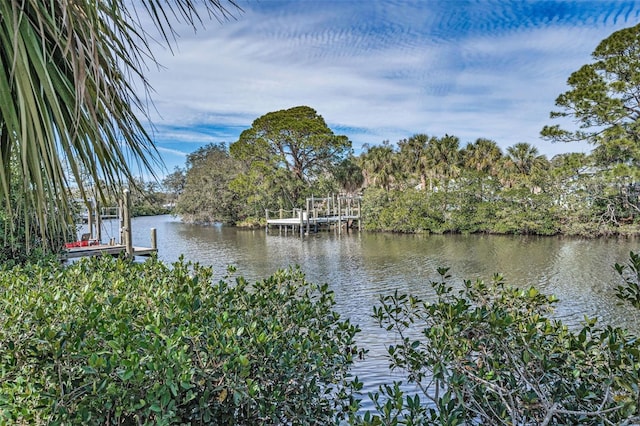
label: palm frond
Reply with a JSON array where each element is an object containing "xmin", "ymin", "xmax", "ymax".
[{"xmin": 0, "ymin": 0, "xmax": 240, "ymax": 253}]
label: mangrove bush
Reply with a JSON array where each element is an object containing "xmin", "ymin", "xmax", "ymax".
[{"xmin": 0, "ymin": 256, "xmax": 362, "ymax": 425}]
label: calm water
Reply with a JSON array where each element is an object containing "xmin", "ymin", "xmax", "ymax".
[{"xmin": 119, "ymin": 215, "xmax": 640, "ymax": 402}]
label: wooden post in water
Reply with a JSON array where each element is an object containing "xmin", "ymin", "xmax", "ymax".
[
  {"xmin": 87, "ymin": 200, "xmax": 94, "ymax": 240},
  {"xmin": 337, "ymin": 195, "xmax": 342, "ymax": 235},
  {"xmin": 119, "ymin": 199, "xmax": 124, "ymax": 244},
  {"xmin": 96, "ymin": 199, "xmax": 102, "ymax": 243},
  {"xmin": 306, "ymin": 198, "xmax": 311, "ymax": 236},
  {"xmin": 265, "ymin": 209, "xmax": 269, "ymax": 234},
  {"xmin": 327, "ymin": 193, "xmax": 331, "ymax": 217},
  {"xmin": 313, "ymin": 196, "xmax": 319, "ymax": 233},
  {"xmin": 123, "ymin": 189, "xmax": 133, "ymax": 256},
  {"xmin": 299, "ymin": 208, "xmax": 304, "ymax": 238},
  {"xmin": 151, "ymin": 228, "xmax": 157, "ymax": 250}
]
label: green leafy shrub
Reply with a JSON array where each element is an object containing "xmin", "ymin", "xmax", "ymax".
[
  {"xmin": 361, "ymin": 186, "xmax": 563, "ymax": 236},
  {"xmin": 0, "ymin": 256, "xmax": 362, "ymax": 425},
  {"xmin": 362, "ymin": 188, "xmax": 445, "ymax": 233},
  {"xmin": 361, "ymin": 188, "xmax": 392, "ymax": 232},
  {"xmin": 616, "ymin": 251, "xmax": 640, "ymax": 309},
  {"xmin": 448, "ymin": 198, "xmax": 497, "ymax": 234},
  {"xmin": 0, "ymin": 200, "xmax": 69, "ymax": 265},
  {"xmin": 364, "ymin": 268, "xmax": 640, "ymax": 425},
  {"xmin": 492, "ymin": 189, "xmax": 558, "ymax": 236}
]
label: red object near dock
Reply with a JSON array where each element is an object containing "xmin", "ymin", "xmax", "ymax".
[{"xmin": 64, "ymin": 239, "xmax": 98, "ymax": 249}]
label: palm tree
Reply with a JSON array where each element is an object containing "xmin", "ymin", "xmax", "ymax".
[
  {"xmin": 0, "ymin": 0, "xmax": 239, "ymax": 252},
  {"xmin": 359, "ymin": 142, "xmax": 398, "ymax": 191},
  {"xmin": 334, "ymin": 157, "xmax": 364, "ymax": 195},
  {"xmin": 506, "ymin": 143, "xmax": 541, "ymax": 175},
  {"xmin": 398, "ymin": 134, "xmax": 430, "ymax": 190},
  {"xmin": 460, "ymin": 138, "xmax": 502, "ymax": 201},
  {"xmin": 502, "ymin": 142, "xmax": 549, "ymax": 189},
  {"xmin": 463, "ymin": 138, "xmax": 502, "ymax": 176},
  {"xmin": 425, "ymin": 134, "xmax": 461, "ymax": 191}
]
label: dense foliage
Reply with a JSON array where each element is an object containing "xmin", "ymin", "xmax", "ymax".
[
  {"xmin": 0, "ymin": 0, "xmax": 239, "ymax": 252},
  {"xmin": 174, "ymin": 107, "xmax": 357, "ymax": 224},
  {"xmin": 541, "ymin": 23, "xmax": 640, "ymax": 166},
  {"xmin": 362, "ymin": 268, "xmax": 640, "ymax": 425},
  {"xmin": 4, "ymin": 252, "xmax": 640, "ymax": 424},
  {"xmin": 616, "ymin": 250, "xmax": 640, "ymax": 310},
  {"xmin": 174, "ymin": 143, "xmax": 244, "ymax": 224},
  {"xmin": 360, "ymin": 185, "xmax": 558, "ymax": 236},
  {"xmin": 0, "ymin": 256, "xmax": 362, "ymax": 424},
  {"xmin": 358, "ymin": 134, "xmax": 639, "ymax": 236},
  {"xmin": 0, "ymin": 160, "xmax": 70, "ymax": 264},
  {"xmin": 176, "ymin": 126, "xmax": 639, "ymax": 235},
  {"xmin": 229, "ymin": 106, "xmax": 352, "ymax": 206}
]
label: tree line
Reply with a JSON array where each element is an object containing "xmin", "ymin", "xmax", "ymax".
[
  {"xmin": 171, "ymin": 125, "xmax": 638, "ymax": 236},
  {"xmin": 170, "ymin": 128, "xmax": 640, "ymax": 235},
  {"xmin": 171, "ymin": 23, "xmax": 640, "ymax": 236},
  {"xmin": 357, "ymin": 135, "xmax": 637, "ymax": 236}
]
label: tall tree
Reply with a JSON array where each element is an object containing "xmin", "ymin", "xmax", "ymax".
[
  {"xmin": 359, "ymin": 142, "xmax": 398, "ymax": 192},
  {"xmin": 502, "ymin": 142, "xmax": 549, "ymax": 190},
  {"xmin": 176, "ymin": 143, "xmax": 243, "ymax": 224},
  {"xmin": 459, "ymin": 138, "xmax": 502, "ymax": 204},
  {"xmin": 506, "ymin": 143, "xmax": 542, "ymax": 175},
  {"xmin": 425, "ymin": 134, "xmax": 461, "ymax": 190},
  {"xmin": 462, "ymin": 138, "xmax": 502, "ymax": 176},
  {"xmin": 397, "ymin": 134, "xmax": 431, "ymax": 190},
  {"xmin": 229, "ymin": 106, "xmax": 351, "ymax": 204},
  {"xmin": 162, "ymin": 167, "xmax": 187, "ymax": 204},
  {"xmin": 541, "ymin": 23, "xmax": 640, "ymax": 166},
  {"xmin": 0, "ymin": 0, "xmax": 239, "ymax": 252}
]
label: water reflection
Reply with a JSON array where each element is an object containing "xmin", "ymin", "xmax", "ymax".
[{"xmin": 126, "ymin": 215, "xmax": 640, "ymax": 406}]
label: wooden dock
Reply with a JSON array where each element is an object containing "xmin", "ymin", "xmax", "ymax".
[
  {"xmin": 61, "ymin": 190, "xmax": 158, "ymax": 261},
  {"xmin": 61, "ymin": 244, "xmax": 157, "ymax": 260},
  {"xmin": 266, "ymin": 194, "xmax": 361, "ymax": 236},
  {"xmin": 266, "ymin": 215, "xmax": 360, "ymax": 227}
]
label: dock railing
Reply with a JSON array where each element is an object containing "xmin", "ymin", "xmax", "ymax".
[{"xmin": 265, "ymin": 194, "xmax": 361, "ymax": 236}]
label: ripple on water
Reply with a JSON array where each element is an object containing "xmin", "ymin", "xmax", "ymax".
[{"xmin": 123, "ymin": 216, "xmax": 640, "ymax": 409}]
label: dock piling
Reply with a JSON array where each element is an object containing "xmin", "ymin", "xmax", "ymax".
[
  {"xmin": 123, "ymin": 189, "xmax": 133, "ymax": 256},
  {"xmin": 96, "ymin": 200, "xmax": 102, "ymax": 243},
  {"xmin": 151, "ymin": 228, "xmax": 157, "ymax": 250},
  {"xmin": 337, "ymin": 196, "xmax": 342, "ymax": 235},
  {"xmin": 265, "ymin": 209, "xmax": 269, "ymax": 234},
  {"xmin": 265, "ymin": 194, "xmax": 362, "ymax": 236}
]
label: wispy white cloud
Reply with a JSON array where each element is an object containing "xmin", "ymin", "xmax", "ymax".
[
  {"xmin": 141, "ymin": 0, "xmax": 640, "ymax": 172},
  {"xmin": 156, "ymin": 146, "xmax": 188, "ymax": 157}
]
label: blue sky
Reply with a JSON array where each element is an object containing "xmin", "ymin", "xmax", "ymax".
[{"xmin": 141, "ymin": 0, "xmax": 640, "ymax": 175}]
